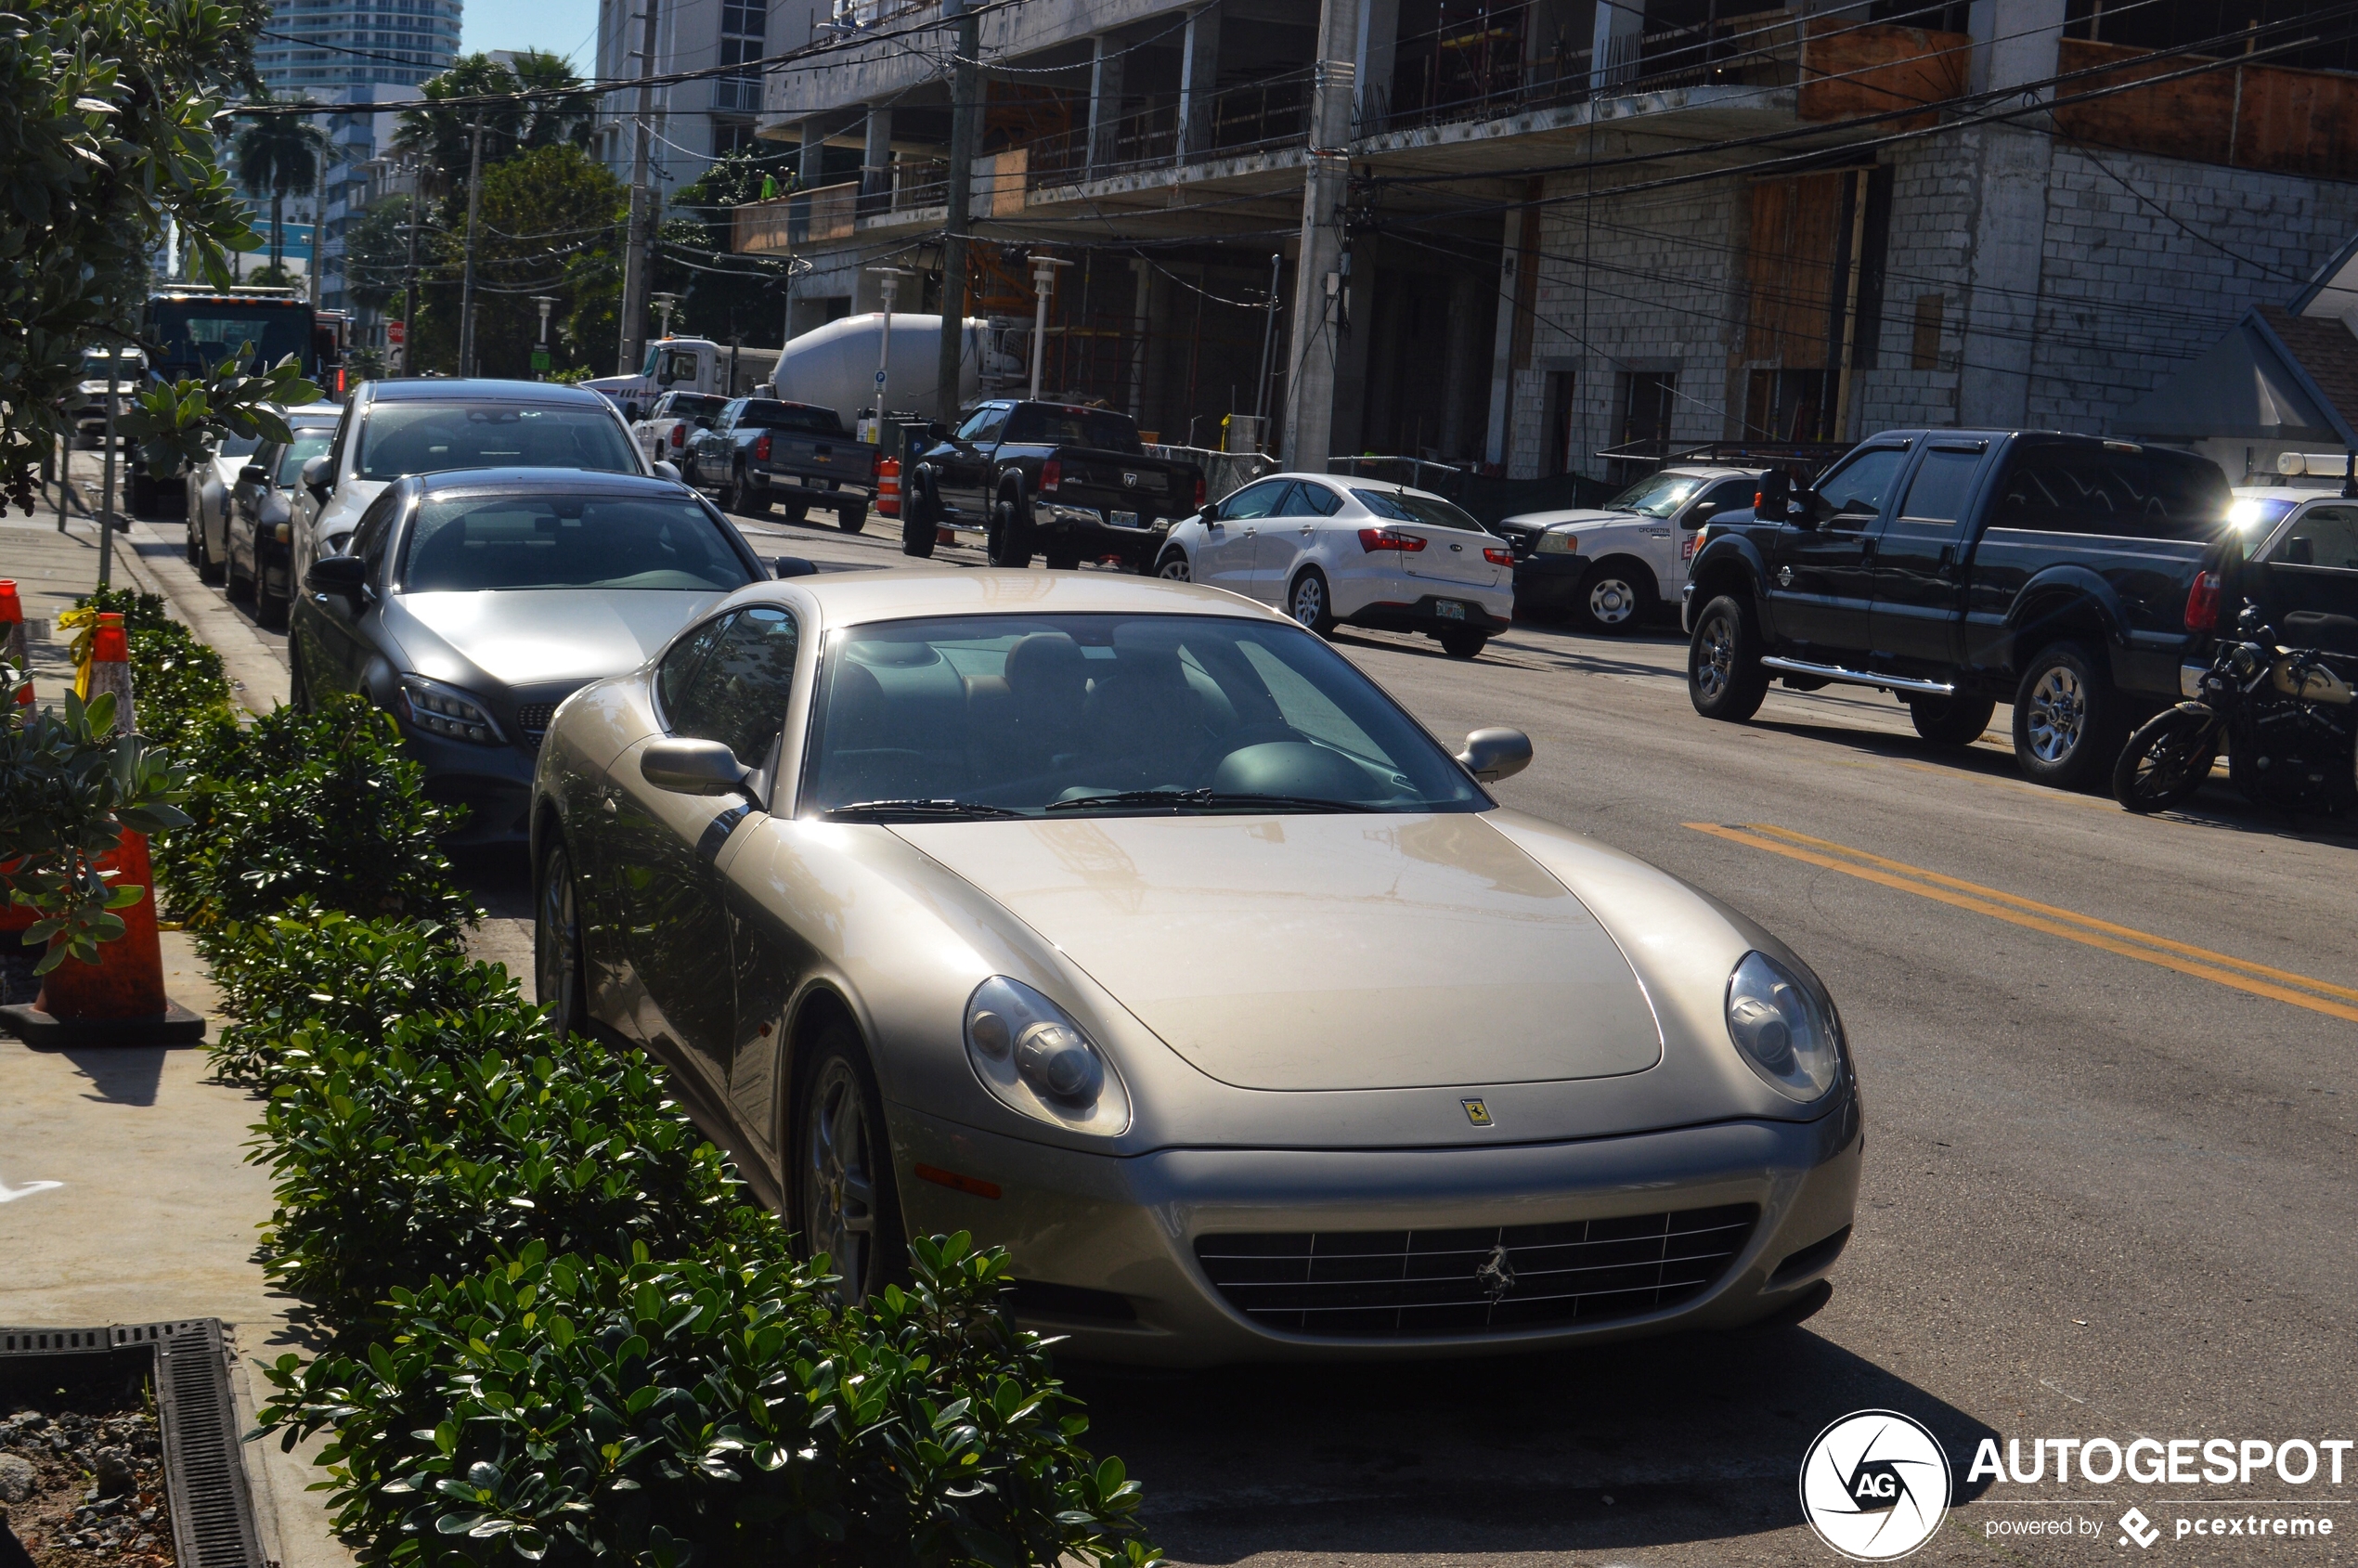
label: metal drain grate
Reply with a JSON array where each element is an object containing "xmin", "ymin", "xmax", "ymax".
[{"xmin": 0, "ymin": 1320, "xmax": 266, "ymax": 1568}]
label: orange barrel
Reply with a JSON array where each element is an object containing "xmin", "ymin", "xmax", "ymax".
[
  {"xmin": 35, "ymin": 827, "xmax": 166, "ymax": 1020},
  {"xmin": 876, "ymin": 456, "xmax": 901, "ymax": 518},
  {"xmin": 0, "ymin": 579, "xmax": 28, "ymax": 711}
]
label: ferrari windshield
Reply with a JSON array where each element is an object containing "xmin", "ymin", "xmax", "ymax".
[{"xmin": 808, "ymin": 614, "xmax": 1487, "ymax": 817}]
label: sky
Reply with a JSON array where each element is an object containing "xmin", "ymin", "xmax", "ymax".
[{"xmin": 460, "ymin": 0, "xmax": 602, "ymax": 71}]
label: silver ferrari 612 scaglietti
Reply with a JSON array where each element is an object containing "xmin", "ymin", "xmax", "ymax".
[{"xmin": 530, "ymin": 570, "xmax": 1861, "ymax": 1365}]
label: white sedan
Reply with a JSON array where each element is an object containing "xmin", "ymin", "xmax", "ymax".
[{"xmin": 1151, "ymin": 473, "xmax": 1515, "ymax": 659}]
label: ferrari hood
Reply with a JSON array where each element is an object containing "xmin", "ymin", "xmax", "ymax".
[
  {"xmin": 390, "ymin": 589, "xmax": 726, "ymax": 688},
  {"xmin": 893, "ymin": 812, "xmax": 1663, "ymax": 1092}
]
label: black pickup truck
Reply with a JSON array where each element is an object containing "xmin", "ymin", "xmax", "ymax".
[
  {"xmin": 900, "ymin": 400, "xmax": 1205, "ymax": 570},
  {"xmin": 1681, "ymin": 429, "xmax": 2235, "ymax": 789},
  {"xmin": 682, "ymin": 396, "xmax": 878, "ymax": 533}
]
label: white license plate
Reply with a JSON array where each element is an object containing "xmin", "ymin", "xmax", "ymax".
[
  {"xmin": 1433, "ymin": 600, "xmax": 1467, "ymax": 621},
  {"xmin": 1111, "ymin": 510, "xmax": 1139, "ymax": 529}
]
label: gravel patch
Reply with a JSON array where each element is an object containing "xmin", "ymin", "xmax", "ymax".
[{"xmin": 0, "ymin": 1372, "xmax": 175, "ymax": 1568}]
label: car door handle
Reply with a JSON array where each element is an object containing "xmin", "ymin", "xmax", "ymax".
[{"xmin": 1449, "ymin": 542, "xmax": 1463, "ymax": 551}]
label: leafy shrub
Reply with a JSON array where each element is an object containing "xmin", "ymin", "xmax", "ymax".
[
  {"xmin": 206, "ymin": 906, "xmax": 509, "ymax": 1088},
  {"xmin": 165, "ymin": 695, "xmax": 474, "ymax": 933},
  {"xmin": 252, "ymin": 1015, "xmax": 761, "ymax": 1333},
  {"xmin": 254, "ymin": 1234, "xmax": 1159, "ymax": 1568},
  {"xmin": 71, "ymin": 588, "xmax": 235, "ymax": 755}
]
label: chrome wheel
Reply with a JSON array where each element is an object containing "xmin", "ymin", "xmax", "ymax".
[
  {"xmin": 1290, "ymin": 573, "xmax": 1326, "ymax": 628},
  {"xmin": 2024, "ymin": 665, "xmax": 2087, "ymax": 764},
  {"xmin": 535, "ymin": 843, "xmax": 583, "ymax": 1041},
  {"xmin": 801, "ymin": 1057, "xmax": 878, "ymax": 1303},
  {"xmin": 1587, "ymin": 576, "xmax": 1639, "ymax": 625},
  {"xmin": 1157, "ymin": 552, "xmax": 1191, "ymax": 581},
  {"xmin": 1696, "ymin": 611, "xmax": 1736, "ymax": 704}
]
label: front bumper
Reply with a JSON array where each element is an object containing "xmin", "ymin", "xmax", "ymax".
[
  {"xmin": 894, "ymin": 1097, "xmax": 1862, "ymax": 1365},
  {"xmin": 395, "ymin": 721, "xmax": 539, "ymax": 845},
  {"xmin": 1512, "ymin": 551, "xmax": 1589, "ymax": 612}
]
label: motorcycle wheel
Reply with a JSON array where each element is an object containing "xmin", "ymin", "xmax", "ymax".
[{"xmin": 2112, "ymin": 705, "xmax": 2218, "ymax": 814}]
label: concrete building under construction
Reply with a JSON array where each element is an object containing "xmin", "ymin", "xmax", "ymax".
[{"xmin": 745, "ymin": 0, "xmax": 2358, "ymax": 481}]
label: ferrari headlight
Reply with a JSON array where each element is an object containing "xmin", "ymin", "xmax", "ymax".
[
  {"xmin": 965, "ymin": 976, "xmax": 1130, "ymax": 1135},
  {"xmin": 1535, "ymin": 527, "xmax": 1579, "ymax": 555},
  {"xmin": 396, "ymin": 674, "xmax": 505, "ymax": 745},
  {"xmin": 1725, "ymin": 951, "xmax": 1843, "ymax": 1102}
]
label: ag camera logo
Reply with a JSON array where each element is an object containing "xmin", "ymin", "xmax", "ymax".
[{"xmin": 1800, "ymin": 1410, "xmax": 1952, "ymax": 1561}]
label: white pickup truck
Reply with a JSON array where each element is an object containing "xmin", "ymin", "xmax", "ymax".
[
  {"xmin": 1491, "ymin": 465, "xmax": 1766, "ymax": 634},
  {"xmin": 584, "ymin": 337, "xmax": 781, "ymax": 423}
]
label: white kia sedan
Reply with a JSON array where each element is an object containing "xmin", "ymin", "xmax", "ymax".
[{"xmin": 1151, "ymin": 474, "xmax": 1515, "ymax": 658}]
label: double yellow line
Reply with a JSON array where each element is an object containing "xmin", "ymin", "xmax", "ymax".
[{"xmin": 1687, "ymin": 823, "xmax": 2358, "ymax": 1024}]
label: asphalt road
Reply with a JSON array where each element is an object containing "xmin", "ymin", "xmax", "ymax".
[{"xmin": 134, "ymin": 486, "xmax": 2358, "ymax": 1566}]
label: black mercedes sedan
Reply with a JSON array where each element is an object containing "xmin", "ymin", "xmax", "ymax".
[{"xmin": 289, "ymin": 467, "xmax": 772, "ymax": 844}]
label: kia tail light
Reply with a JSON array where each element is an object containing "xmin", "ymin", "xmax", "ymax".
[
  {"xmin": 2184, "ymin": 569, "xmax": 2222, "ymax": 632},
  {"xmin": 1358, "ymin": 526, "xmax": 1428, "ymax": 553},
  {"xmin": 1483, "ymin": 545, "xmax": 1514, "ymax": 566}
]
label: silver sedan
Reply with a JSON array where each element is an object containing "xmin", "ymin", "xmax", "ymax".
[{"xmin": 529, "ymin": 572, "xmax": 1862, "ymax": 1365}]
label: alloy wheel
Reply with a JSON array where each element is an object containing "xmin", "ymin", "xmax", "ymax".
[
  {"xmin": 1696, "ymin": 612, "xmax": 1735, "ymax": 703},
  {"xmin": 536, "ymin": 844, "xmax": 582, "ymax": 1041},
  {"xmin": 2025, "ymin": 666, "xmax": 2086, "ymax": 763},
  {"xmin": 1290, "ymin": 574, "xmax": 1325, "ymax": 628},
  {"xmin": 802, "ymin": 1058, "xmax": 877, "ymax": 1303},
  {"xmin": 1157, "ymin": 553, "xmax": 1190, "ymax": 581}
]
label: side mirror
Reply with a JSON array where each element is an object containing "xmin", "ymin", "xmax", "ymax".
[
  {"xmin": 239, "ymin": 463, "xmax": 268, "ymax": 486},
  {"xmin": 651, "ymin": 459, "xmax": 681, "ymax": 482},
  {"xmin": 1456, "ymin": 726, "xmax": 1532, "ymax": 784},
  {"xmin": 773, "ymin": 555, "xmax": 819, "ymax": 578},
  {"xmin": 304, "ymin": 554, "xmax": 367, "ymax": 596},
  {"xmin": 300, "ymin": 454, "xmax": 332, "ymax": 499},
  {"xmin": 641, "ymin": 737, "xmax": 748, "ymax": 796}
]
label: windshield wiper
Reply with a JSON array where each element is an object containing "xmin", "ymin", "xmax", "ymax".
[
  {"xmin": 1044, "ymin": 789, "xmax": 1364, "ymax": 814},
  {"xmin": 823, "ymin": 798, "xmax": 1023, "ymax": 820}
]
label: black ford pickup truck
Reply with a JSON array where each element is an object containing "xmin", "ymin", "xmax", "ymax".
[
  {"xmin": 900, "ymin": 400, "xmax": 1205, "ymax": 570},
  {"xmin": 682, "ymin": 396, "xmax": 878, "ymax": 533},
  {"xmin": 1681, "ymin": 429, "xmax": 2235, "ymax": 789}
]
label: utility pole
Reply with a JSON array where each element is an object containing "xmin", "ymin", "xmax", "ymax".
[
  {"xmin": 617, "ymin": 0, "xmax": 664, "ymax": 377},
  {"xmin": 1253, "ymin": 251, "xmax": 1281, "ymax": 442},
  {"xmin": 1280, "ymin": 0, "xmax": 1359, "ymax": 469},
  {"xmin": 935, "ymin": 0, "xmax": 981, "ymax": 424},
  {"xmin": 1025, "ymin": 254, "xmax": 1071, "ymax": 400},
  {"xmin": 458, "ymin": 111, "xmax": 486, "ymax": 377},
  {"xmin": 400, "ymin": 156, "xmax": 421, "ymax": 376}
]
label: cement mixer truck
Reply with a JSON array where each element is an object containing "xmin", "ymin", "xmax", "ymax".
[{"xmin": 582, "ymin": 316, "xmax": 1010, "ymax": 429}]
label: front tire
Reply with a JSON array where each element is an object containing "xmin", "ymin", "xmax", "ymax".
[
  {"xmin": 534, "ymin": 836, "xmax": 590, "ymax": 1043},
  {"xmin": 2113, "ymin": 706, "xmax": 2219, "ymax": 813},
  {"xmin": 793, "ymin": 1020, "xmax": 906, "ymax": 1307},
  {"xmin": 1155, "ymin": 550, "xmax": 1191, "ymax": 582},
  {"xmin": 1574, "ymin": 559, "xmax": 1653, "ymax": 635},
  {"xmin": 1288, "ymin": 567, "xmax": 1337, "ymax": 637},
  {"xmin": 1689, "ymin": 593, "xmax": 1769, "ymax": 721},
  {"xmin": 900, "ymin": 468, "xmax": 939, "ymax": 558},
  {"xmin": 1907, "ymin": 692, "xmax": 1996, "ymax": 745},
  {"xmin": 2012, "ymin": 641, "xmax": 2125, "ymax": 791}
]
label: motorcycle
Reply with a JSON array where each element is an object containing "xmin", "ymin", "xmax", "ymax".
[{"xmin": 2114, "ymin": 604, "xmax": 2358, "ymax": 815}]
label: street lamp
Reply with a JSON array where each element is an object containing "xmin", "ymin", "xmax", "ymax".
[
  {"xmin": 531, "ymin": 295, "xmax": 558, "ymax": 382},
  {"xmin": 864, "ymin": 265, "xmax": 914, "ymax": 444},
  {"xmin": 651, "ymin": 292, "xmax": 682, "ymax": 341},
  {"xmin": 1026, "ymin": 253, "xmax": 1073, "ymax": 401}
]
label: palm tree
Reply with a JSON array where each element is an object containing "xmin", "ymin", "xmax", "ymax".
[
  {"xmin": 233, "ymin": 88, "xmax": 333, "ymax": 279},
  {"xmin": 394, "ymin": 52, "xmax": 594, "ymax": 199},
  {"xmin": 511, "ymin": 51, "xmax": 597, "ymax": 153}
]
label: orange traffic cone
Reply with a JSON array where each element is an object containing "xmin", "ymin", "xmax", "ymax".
[{"xmin": 0, "ymin": 616, "xmax": 203, "ymax": 1045}]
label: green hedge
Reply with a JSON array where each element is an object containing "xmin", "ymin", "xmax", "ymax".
[
  {"xmin": 256, "ymin": 1235, "xmax": 1157, "ymax": 1568},
  {"xmin": 167, "ymin": 696, "xmax": 475, "ymax": 934},
  {"xmin": 73, "ymin": 588, "xmax": 233, "ymax": 756}
]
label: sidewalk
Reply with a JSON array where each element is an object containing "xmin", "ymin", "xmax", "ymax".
[{"xmin": 2, "ymin": 472, "xmax": 351, "ymax": 1568}]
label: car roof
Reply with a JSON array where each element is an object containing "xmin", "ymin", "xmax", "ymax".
[
  {"xmin": 729, "ymin": 568, "xmax": 1293, "ymax": 628},
  {"xmin": 366, "ymin": 378, "xmax": 614, "ymax": 406},
  {"xmin": 403, "ymin": 467, "xmax": 693, "ymax": 499}
]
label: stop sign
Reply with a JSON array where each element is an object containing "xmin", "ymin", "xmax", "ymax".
[{"xmin": 387, "ymin": 319, "xmax": 406, "ymax": 346}]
